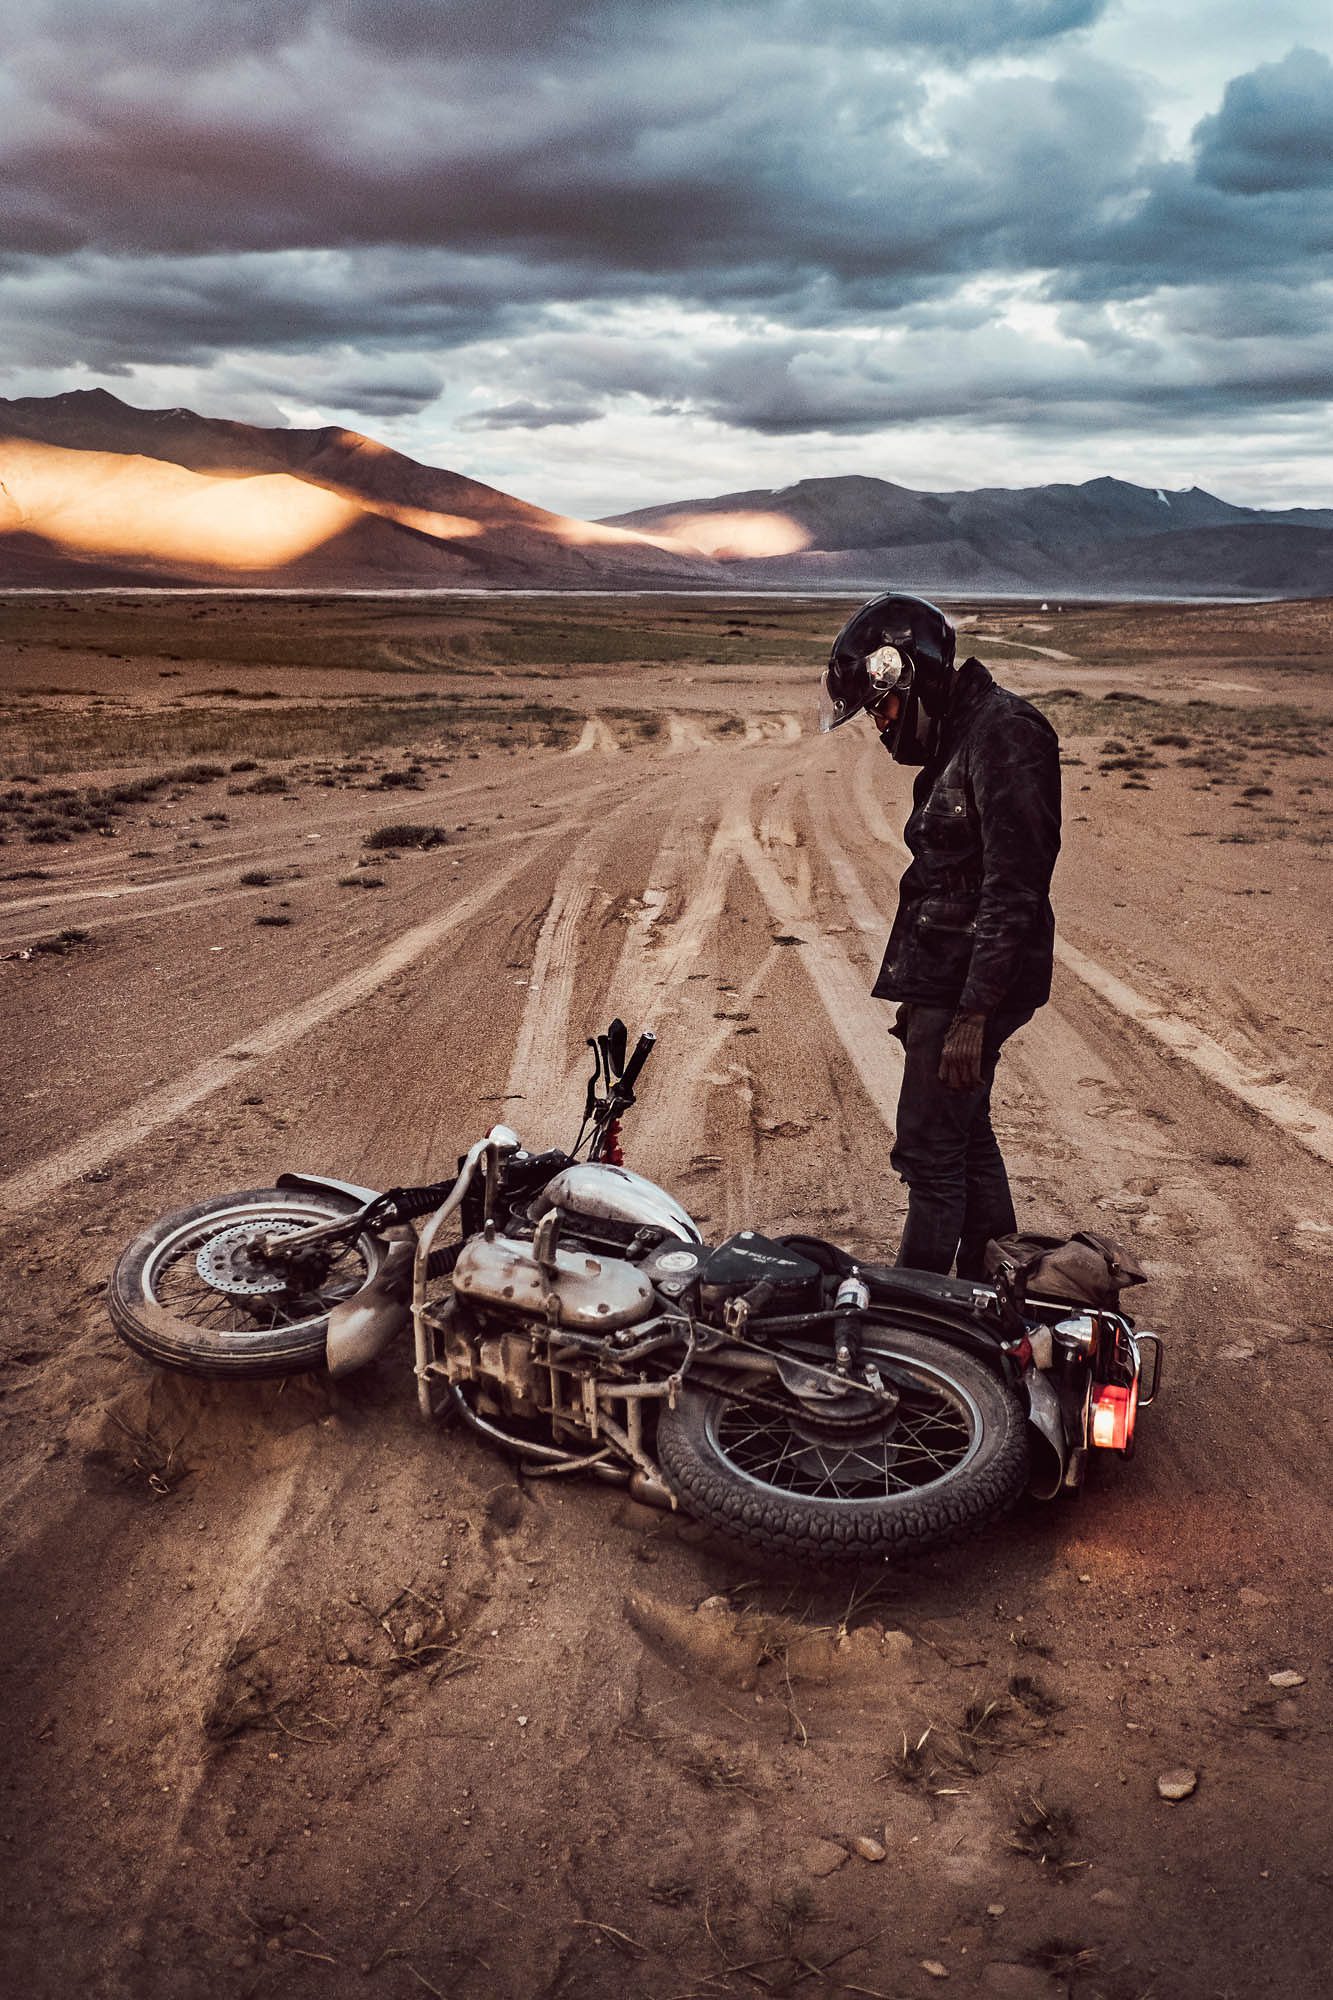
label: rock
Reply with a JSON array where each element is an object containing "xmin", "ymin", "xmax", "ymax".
[
  {"xmin": 1238, "ymin": 1588, "xmax": 1273, "ymax": 1606},
  {"xmin": 1113, "ymin": 1196, "xmax": 1149, "ymax": 1216},
  {"xmin": 1157, "ymin": 1767, "xmax": 1198, "ymax": 1801},
  {"xmin": 985, "ymin": 1903, "xmax": 1006, "ymax": 1919},
  {"xmin": 1267, "ymin": 1670, "xmax": 1306, "ymax": 1688},
  {"xmin": 803, "ymin": 1838, "xmax": 849, "ymax": 1878},
  {"xmin": 854, "ymin": 1836, "xmax": 887, "ymax": 1862},
  {"xmin": 921, "ymin": 1962, "xmax": 948, "ymax": 1980}
]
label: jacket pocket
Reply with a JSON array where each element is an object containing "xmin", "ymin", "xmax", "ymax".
[{"xmin": 918, "ymin": 897, "xmax": 977, "ymax": 935}]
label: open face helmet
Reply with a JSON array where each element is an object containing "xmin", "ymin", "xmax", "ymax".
[{"xmin": 818, "ymin": 593, "xmax": 957, "ymax": 764}]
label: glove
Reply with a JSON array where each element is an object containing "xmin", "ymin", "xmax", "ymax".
[{"xmin": 939, "ymin": 1009, "xmax": 987, "ymax": 1090}]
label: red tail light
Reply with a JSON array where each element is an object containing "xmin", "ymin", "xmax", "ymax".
[{"xmin": 1090, "ymin": 1379, "xmax": 1138, "ymax": 1451}]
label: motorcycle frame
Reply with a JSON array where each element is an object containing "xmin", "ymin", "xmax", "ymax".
[{"xmin": 394, "ymin": 1077, "xmax": 1162, "ymax": 1506}]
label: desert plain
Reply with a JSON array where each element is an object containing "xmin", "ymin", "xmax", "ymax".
[{"xmin": 0, "ymin": 590, "xmax": 1330, "ymax": 2000}]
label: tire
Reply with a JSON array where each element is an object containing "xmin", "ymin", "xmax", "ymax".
[
  {"xmin": 656, "ymin": 1325, "xmax": 1029, "ymax": 1562},
  {"xmin": 108, "ymin": 1186, "xmax": 386, "ymax": 1378}
]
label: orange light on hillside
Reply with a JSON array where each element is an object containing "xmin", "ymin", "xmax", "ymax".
[{"xmin": 651, "ymin": 509, "xmax": 812, "ymax": 559}]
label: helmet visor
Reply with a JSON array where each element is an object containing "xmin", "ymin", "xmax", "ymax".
[
  {"xmin": 818, "ymin": 666, "xmax": 850, "ymax": 733},
  {"xmin": 818, "ymin": 643, "xmax": 911, "ymax": 734}
]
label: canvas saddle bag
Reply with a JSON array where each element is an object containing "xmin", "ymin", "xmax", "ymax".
[{"xmin": 984, "ymin": 1229, "xmax": 1147, "ymax": 1311}]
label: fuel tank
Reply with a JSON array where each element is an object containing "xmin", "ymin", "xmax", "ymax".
[
  {"xmin": 529, "ymin": 1163, "xmax": 700, "ymax": 1245},
  {"xmin": 452, "ymin": 1233, "xmax": 655, "ymax": 1332}
]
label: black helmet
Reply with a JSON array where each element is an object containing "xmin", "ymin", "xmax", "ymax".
[{"xmin": 818, "ymin": 592, "xmax": 957, "ymax": 764}]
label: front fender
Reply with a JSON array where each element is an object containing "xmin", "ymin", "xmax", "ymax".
[
  {"xmin": 326, "ymin": 1237, "xmax": 415, "ymax": 1377},
  {"xmin": 277, "ymin": 1170, "xmax": 382, "ymax": 1206}
]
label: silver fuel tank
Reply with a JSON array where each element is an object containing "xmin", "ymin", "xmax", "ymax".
[{"xmin": 529, "ymin": 1163, "xmax": 700, "ymax": 1244}]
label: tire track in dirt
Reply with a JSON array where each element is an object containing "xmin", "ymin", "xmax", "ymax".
[
  {"xmin": 566, "ymin": 714, "xmax": 621, "ymax": 756},
  {"xmin": 605, "ymin": 777, "xmax": 758, "ymax": 1181},
  {"xmin": 846, "ymin": 731, "xmax": 1333, "ymax": 1169},
  {"xmin": 734, "ymin": 818, "xmax": 903, "ymax": 1132},
  {"xmin": 0, "ymin": 757, "xmax": 625, "ymax": 934},
  {"xmin": 502, "ymin": 783, "xmax": 669, "ymax": 1137},
  {"xmin": 0, "ymin": 840, "xmax": 548, "ymax": 1211}
]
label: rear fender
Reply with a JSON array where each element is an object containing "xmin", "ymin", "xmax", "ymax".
[{"xmin": 1024, "ymin": 1369, "xmax": 1070, "ymax": 1501}]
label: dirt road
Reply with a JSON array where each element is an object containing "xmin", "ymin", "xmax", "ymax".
[{"xmin": 1, "ymin": 603, "xmax": 1330, "ymax": 2000}]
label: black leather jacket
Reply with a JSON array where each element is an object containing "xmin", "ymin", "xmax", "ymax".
[{"xmin": 871, "ymin": 659, "xmax": 1061, "ymax": 1015}]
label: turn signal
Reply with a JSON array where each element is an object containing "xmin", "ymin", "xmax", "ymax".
[{"xmin": 1090, "ymin": 1380, "xmax": 1137, "ymax": 1451}]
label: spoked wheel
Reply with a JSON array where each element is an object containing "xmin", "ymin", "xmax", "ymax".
[
  {"xmin": 108, "ymin": 1187, "xmax": 385, "ymax": 1378},
  {"xmin": 657, "ymin": 1325, "xmax": 1029, "ymax": 1560}
]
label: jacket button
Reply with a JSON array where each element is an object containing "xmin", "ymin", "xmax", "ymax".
[{"xmin": 953, "ymin": 804, "xmax": 964, "ymax": 814}]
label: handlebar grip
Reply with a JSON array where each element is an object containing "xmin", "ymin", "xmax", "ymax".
[{"xmin": 621, "ymin": 1030, "xmax": 656, "ymax": 1092}]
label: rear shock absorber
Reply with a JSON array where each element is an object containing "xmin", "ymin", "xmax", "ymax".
[{"xmin": 833, "ymin": 1273, "xmax": 870, "ymax": 1373}]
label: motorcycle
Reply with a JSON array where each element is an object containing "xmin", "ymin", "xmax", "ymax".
[{"xmin": 107, "ymin": 1018, "xmax": 1162, "ymax": 1563}]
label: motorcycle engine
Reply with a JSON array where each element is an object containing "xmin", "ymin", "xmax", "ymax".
[{"xmin": 696, "ymin": 1231, "xmax": 823, "ymax": 1323}]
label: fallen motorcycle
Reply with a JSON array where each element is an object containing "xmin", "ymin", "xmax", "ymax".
[{"xmin": 108, "ymin": 1019, "xmax": 1162, "ymax": 1561}]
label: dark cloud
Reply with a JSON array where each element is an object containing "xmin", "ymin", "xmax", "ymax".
[
  {"xmin": 462, "ymin": 400, "xmax": 602, "ymax": 430},
  {"xmin": 1194, "ymin": 47, "xmax": 1333, "ymax": 192},
  {"xmin": 0, "ymin": 3, "xmax": 1328, "ymax": 491}
]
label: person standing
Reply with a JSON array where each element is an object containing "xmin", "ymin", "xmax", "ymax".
[{"xmin": 819, "ymin": 594, "xmax": 1061, "ymax": 1277}]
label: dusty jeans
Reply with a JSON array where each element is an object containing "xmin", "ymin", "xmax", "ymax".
[{"xmin": 890, "ymin": 1004, "xmax": 1034, "ymax": 1277}]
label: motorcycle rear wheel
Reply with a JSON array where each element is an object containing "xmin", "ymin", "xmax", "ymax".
[
  {"xmin": 108, "ymin": 1186, "xmax": 384, "ymax": 1378},
  {"xmin": 656, "ymin": 1326, "xmax": 1028, "ymax": 1561}
]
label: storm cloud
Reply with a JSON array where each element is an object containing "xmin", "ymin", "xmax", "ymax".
[{"xmin": 0, "ymin": 0, "xmax": 1329, "ymax": 511}]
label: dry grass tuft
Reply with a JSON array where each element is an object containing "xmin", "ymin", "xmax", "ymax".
[
  {"xmin": 107, "ymin": 1412, "xmax": 189, "ymax": 1497},
  {"xmin": 346, "ymin": 1585, "xmax": 475, "ymax": 1683},
  {"xmin": 1007, "ymin": 1791, "xmax": 1088, "ymax": 1877},
  {"xmin": 1008, "ymin": 1671, "xmax": 1062, "ymax": 1718},
  {"xmin": 29, "ymin": 926, "xmax": 92, "ymax": 956},
  {"xmin": 1025, "ymin": 1937, "xmax": 1102, "ymax": 1978}
]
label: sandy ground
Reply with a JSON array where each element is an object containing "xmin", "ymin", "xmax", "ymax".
[{"xmin": 0, "ymin": 596, "xmax": 1330, "ymax": 2000}]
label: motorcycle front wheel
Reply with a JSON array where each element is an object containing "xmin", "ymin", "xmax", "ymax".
[
  {"xmin": 108, "ymin": 1187, "xmax": 385, "ymax": 1379},
  {"xmin": 656, "ymin": 1326, "xmax": 1028, "ymax": 1561}
]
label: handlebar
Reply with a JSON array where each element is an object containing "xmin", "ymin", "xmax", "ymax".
[{"xmin": 620, "ymin": 1030, "xmax": 656, "ymax": 1095}]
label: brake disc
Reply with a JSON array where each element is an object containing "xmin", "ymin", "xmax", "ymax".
[{"xmin": 195, "ymin": 1221, "xmax": 309, "ymax": 1296}]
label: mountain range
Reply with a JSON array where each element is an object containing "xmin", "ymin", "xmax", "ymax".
[
  {"xmin": 604, "ymin": 474, "xmax": 1333, "ymax": 596},
  {"xmin": 0, "ymin": 390, "xmax": 1329, "ymax": 597}
]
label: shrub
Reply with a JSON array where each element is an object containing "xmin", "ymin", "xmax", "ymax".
[
  {"xmin": 363, "ymin": 823, "xmax": 447, "ymax": 851},
  {"xmin": 169, "ymin": 762, "xmax": 227, "ymax": 784},
  {"xmin": 32, "ymin": 927, "xmax": 91, "ymax": 955}
]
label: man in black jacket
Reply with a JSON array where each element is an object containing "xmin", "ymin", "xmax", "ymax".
[{"xmin": 820, "ymin": 594, "xmax": 1061, "ymax": 1277}]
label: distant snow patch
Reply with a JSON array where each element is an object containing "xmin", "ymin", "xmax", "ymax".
[{"xmin": 1155, "ymin": 489, "xmax": 1170, "ymax": 505}]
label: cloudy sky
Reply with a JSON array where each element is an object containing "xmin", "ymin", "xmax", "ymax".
[{"xmin": 2, "ymin": 0, "xmax": 1330, "ymax": 517}]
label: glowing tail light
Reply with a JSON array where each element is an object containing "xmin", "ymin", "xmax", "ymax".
[{"xmin": 1090, "ymin": 1379, "xmax": 1138, "ymax": 1451}]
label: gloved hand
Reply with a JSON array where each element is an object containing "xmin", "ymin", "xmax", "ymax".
[{"xmin": 939, "ymin": 1009, "xmax": 987, "ymax": 1089}]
